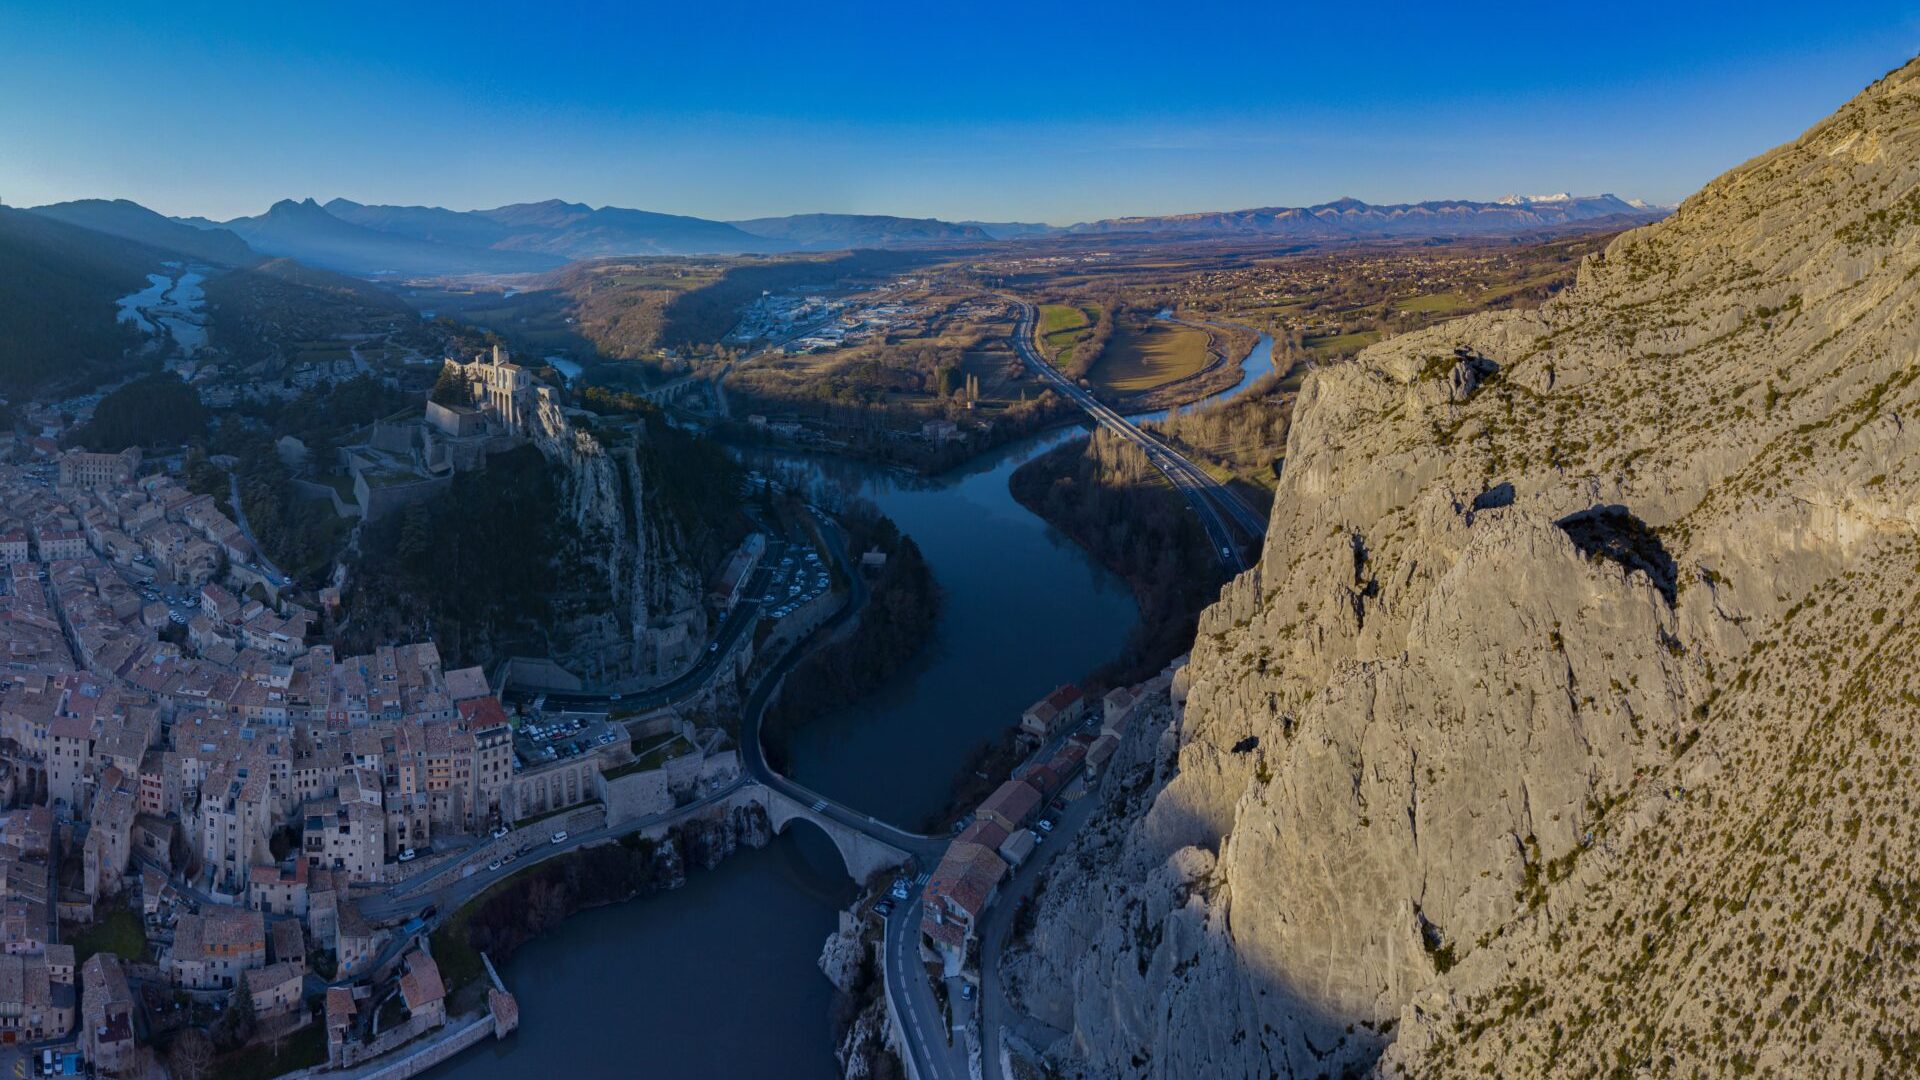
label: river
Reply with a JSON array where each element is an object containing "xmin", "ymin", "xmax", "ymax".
[
  {"xmin": 436, "ymin": 427, "xmax": 1140, "ymax": 1077},
  {"xmin": 1131, "ymin": 325, "xmax": 1277, "ymax": 424}
]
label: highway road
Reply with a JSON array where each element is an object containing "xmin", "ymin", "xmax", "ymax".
[{"xmin": 1004, "ymin": 298, "xmax": 1268, "ymax": 570}]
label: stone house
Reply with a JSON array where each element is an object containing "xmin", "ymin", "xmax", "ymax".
[
  {"xmin": 243, "ymin": 961, "xmax": 304, "ymax": 1021},
  {"xmin": 169, "ymin": 908, "xmax": 266, "ymax": 990},
  {"xmin": 79, "ymin": 953, "xmax": 137, "ymax": 1076},
  {"xmin": 397, "ymin": 950, "xmax": 446, "ymax": 1030}
]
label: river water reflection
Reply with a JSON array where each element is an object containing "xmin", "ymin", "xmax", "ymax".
[{"xmin": 753, "ymin": 428, "xmax": 1141, "ymax": 829}]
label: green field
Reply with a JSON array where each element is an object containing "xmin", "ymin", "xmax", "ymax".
[
  {"xmin": 1393, "ymin": 291, "xmax": 1471, "ymax": 314},
  {"xmin": 1302, "ymin": 330, "xmax": 1382, "ymax": 357},
  {"xmin": 1090, "ymin": 317, "xmax": 1212, "ymax": 393},
  {"xmin": 1038, "ymin": 303, "xmax": 1097, "ymax": 367},
  {"xmin": 1039, "ymin": 304, "xmax": 1089, "ymax": 336}
]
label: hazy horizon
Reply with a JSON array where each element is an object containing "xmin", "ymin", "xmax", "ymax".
[{"xmin": 2, "ymin": 1, "xmax": 1916, "ymax": 224}]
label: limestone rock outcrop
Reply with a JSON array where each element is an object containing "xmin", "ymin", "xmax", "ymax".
[
  {"xmin": 1010, "ymin": 58, "xmax": 1920, "ymax": 1078},
  {"xmin": 450, "ymin": 354, "xmax": 709, "ymax": 680}
]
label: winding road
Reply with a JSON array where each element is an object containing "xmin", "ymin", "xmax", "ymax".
[{"xmin": 1005, "ymin": 298, "xmax": 1269, "ymax": 571}]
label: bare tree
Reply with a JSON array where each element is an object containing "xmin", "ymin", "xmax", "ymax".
[{"xmin": 168, "ymin": 1029, "xmax": 215, "ymax": 1080}]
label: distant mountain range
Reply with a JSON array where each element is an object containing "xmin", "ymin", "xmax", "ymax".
[
  {"xmin": 1059, "ymin": 193, "xmax": 1663, "ymax": 240},
  {"xmin": 17, "ymin": 192, "xmax": 1667, "ymax": 280},
  {"xmin": 728, "ymin": 213, "xmax": 991, "ymax": 248}
]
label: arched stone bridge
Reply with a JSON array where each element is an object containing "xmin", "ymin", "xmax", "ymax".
[
  {"xmin": 742, "ymin": 783, "xmax": 922, "ymax": 885},
  {"xmin": 635, "ymin": 374, "xmax": 709, "ymax": 407}
]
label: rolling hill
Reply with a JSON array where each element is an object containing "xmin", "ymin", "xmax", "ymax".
[
  {"xmin": 27, "ymin": 198, "xmax": 257, "ymax": 266},
  {"xmin": 142, "ymin": 192, "xmax": 1669, "ymax": 279},
  {"xmin": 0, "ymin": 205, "xmax": 162, "ymax": 395}
]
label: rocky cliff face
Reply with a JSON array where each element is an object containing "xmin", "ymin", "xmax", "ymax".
[
  {"xmin": 1010, "ymin": 59, "xmax": 1920, "ymax": 1078},
  {"xmin": 480, "ymin": 373, "xmax": 709, "ymax": 680}
]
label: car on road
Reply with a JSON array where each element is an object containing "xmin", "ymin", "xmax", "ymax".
[
  {"xmin": 1036, "ymin": 818, "xmax": 1055, "ymax": 832},
  {"xmin": 890, "ymin": 878, "xmax": 911, "ymax": 901},
  {"xmin": 709, "ymin": 642, "xmax": 719, "ymax": 652},
  {"xmin": 491, "ymin": 825, "xmax": 510, "ymax": 840},
  {"xmin": 550, "ymin": 830, "xmax": 568, "ymax": 844},
  {"xmin": 397, "ymin": 848, "xmax": 417, "ymax": 862},
  {"xmin": 420, "ymin": 905, "xmax": 437, "ymax": 920},
  {"xmin": 1222, "ymin": 546, "xmax": 1232, "ymax": 558}
]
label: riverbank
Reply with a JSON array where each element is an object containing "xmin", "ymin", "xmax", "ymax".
[
  {"xmin": 429, "ymin": 803, "xmax": 773, "ymax": 1001},
  {"xmin": 708, "ymin": 389, "xmax": 1077, "ymax": 476},
  {"xmin": 1096, "ymin": 312, "xmax": 1257, "ymax": 415},
  {"xmin": 761, "ymin": 507, "xmax": 939, "ymax": 773},
  {"xmin": 1008, "ymin": 429, "xmax": 1225, "ymax": 688},
  {"xmin": 412, "ymin": 424, "xmax": 1137, "ymax": 1079}
]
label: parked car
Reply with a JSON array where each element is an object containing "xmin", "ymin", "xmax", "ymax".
[
  {"xmin": 961, "ymin": 983, "xmax": 976, "ymax": 1001},
  {"xmin": 1036, "ymin": 818, "xmax": 1055, "ymax": 832},
  {"xmin": 488, "ymin": 860, "xmax": 501, "ymax": 872},
  {"xmin": 890, "ymin": 878, "xmax": 911, "ymax": 901},
  {"xmin": 874, "ymin": 899, "xmax": 894, "ymax": 917},
  {"xmin": 491, "ymin": 825, "xmax": 510, "ymax": 840},
  {"xmin": 397, "ymin": 847, "xmax": 417, "ymax": 862},
  {"xmin": 551, "ymin": 830, "xmax": 568, "ymax": 844}
]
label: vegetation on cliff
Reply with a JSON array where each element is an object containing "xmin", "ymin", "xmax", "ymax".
[
  {"xmin": 338, "ymin": 444, "xmax": 598, "ymax": 666},
  {"xmin": 432, "ymin": 809, "xmax": 765, "ymax": 997}
]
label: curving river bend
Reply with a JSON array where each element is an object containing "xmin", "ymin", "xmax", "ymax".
[{"xmin": 431, "ymin": 427, "xmax": 1140, "ymax": 1079}]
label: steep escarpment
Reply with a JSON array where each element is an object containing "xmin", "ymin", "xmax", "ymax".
[
  {"xmin": 348, "ymin": 363, "xmax": 735, "ymax": 679},
  {"xmin": 1008, "ymin": 59, "xmax": 1920, "ymax": 1078},
  {"xmin": 499, "ymin": 381, "xmax": 730, "ymax": 680}
]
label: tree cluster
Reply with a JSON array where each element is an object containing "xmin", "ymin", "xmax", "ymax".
[
  {"xmin": 762, "ymin": 506, "xmax": 938, "ymax": 768},
  {"xmin": 1009, "ymin": 428, "xmax": 1224, "ymax": 685},
  {"xmin": 75, "ymin": 373, "xmax": 208, "ymax": 451}
]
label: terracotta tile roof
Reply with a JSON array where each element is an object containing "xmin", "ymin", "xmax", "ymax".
[
  {"xmin": 956, "ymin": 819, "xmax": 1009, "ymax": 851},
  {"xmin": 977, "ymin": 779, "xmax": 1042, "ymax": 828},
  {"xmin": 399, "ymin": 952, "xmax": 445, "ymax": 1009}
]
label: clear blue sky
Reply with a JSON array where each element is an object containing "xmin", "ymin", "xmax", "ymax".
[{"xmin": 2, "ymin": 1, "xmax": 1916, "ymax": 224}]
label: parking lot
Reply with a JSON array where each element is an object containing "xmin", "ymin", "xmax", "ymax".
[
  {"xmin": 757, "ymin": 543, "xmax": 832, "ymax": 623},
  {"xmin": 512, "ymin": 712, "xmax": 621, "ymax": 768}
]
